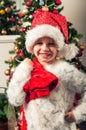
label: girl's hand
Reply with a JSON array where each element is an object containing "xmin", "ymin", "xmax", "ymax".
[{"xmin": 64, "ymin": 111, "xmax": 76, "ymax": 123}]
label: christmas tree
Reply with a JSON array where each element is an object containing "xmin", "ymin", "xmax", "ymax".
[
  {"xmin": 0, "ymin": 0, "xmax": 19, "ymax": 35},
  {"xmin": 5, "ymin": 0, "xmax": 86, "ymax": 85}
]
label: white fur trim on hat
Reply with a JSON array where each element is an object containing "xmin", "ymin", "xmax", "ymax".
[
  {"xmin": 25, "ymin": 24, "xmax": 65, "ymax": 51},
  {"xmin": 58, "ymin": 44, "xmax": 79, "ymax": 60}
]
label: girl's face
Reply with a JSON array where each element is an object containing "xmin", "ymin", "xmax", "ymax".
[{"xmin": 32, "ymin": 37, "xmax": 58, "ymax": 65}]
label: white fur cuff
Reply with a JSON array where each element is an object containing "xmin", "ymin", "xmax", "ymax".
[{"xmin": 12, "ymin": 60, "xmax": 33, "ymax": 81}]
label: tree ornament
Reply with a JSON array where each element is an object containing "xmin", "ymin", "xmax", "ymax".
[
  {"xmin": 42, "ymin": 5, "xmax": 49, "ymax": 11},
  {"xmin": 18, "ymin": 12, "xmax": 25, "ymax": 18},
  {"xmin": 18, "ymin": 51, "xmax": 24, "ymax": 57},
  {"xmin": 77, "ymin": 50, "xmax": 83, "ymax": 57},
  {"xmin": 14, "ymin": 46, "xmax": 20, "ymax": 53},
  {"xmin": 25, "ymin": 0, "xmax": 32, "ymax": 7},
  {"xmin": 1, "ymin": 1, "xmax": 5, "ymax": 5},
  {"xmin": 10, "ymin": 26, "xmax": 16, "ymax": 31},
  {"xmin": 0, "ymin": 9, "xmax": 5, "ymax": 15},
  {"xmin": 18, "ymin": 20, "xmax": 23, "ymax": 25},
  {"xmin": 55, "ymin": 0, "xmax": 61, "ymax": 5},
  {"xmin": 53, "ymin": 9, "xmax": 58, "ymax": 14},
  {"xmin": 18, "ymin": 27, "xmax": 27, "ymax": 33},
  {"xmin": 1, "ymin": 29, "xmax": 7, "ymax": 35},
  {"xmin": 22, "ymin": 8, "xmax": 29, "ymax": 15},
  {"xmin": 8, "ymin": 57, "xmax": 13, "ymax": 63},
  {"xmin": 9, "ymin": 17, "xmax": 15, "ymax": 22},
  {"xmin": 5, "ymin": 7, "xmax": 11, "ymax": 13},
  {"xmin": 4, "ymin": 69, "xmax": 10, "ymax": 76},
  {"xmin": 80, "ymin": 44, "xmax": 85, "ymax": 51}
]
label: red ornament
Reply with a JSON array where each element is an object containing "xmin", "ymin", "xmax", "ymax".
[
  {"xmin": 26, "ymin": 0, "xmax": 32, "ymax": 7},
  {"xmin": 52, "ymin": 9, "xmax": 58, "ymax": 14},
  {"xmin": 18, "ymin": 13, "xmax": 25, "ymax": 18},
  {"xmin": 18, "ymin": 51, "xmax": 24, "ymax": 57},
  {"xmin": 9, "ymin": 17, "xmax": 15, "ymax": 22},
  {"xmin": 55, "ymin": 0, "xmax": 61, "ymax": 5},
  {"xmin": 19, "ymin": 27, "xmax": 27, "ymax": 33},
  {"xmin": 77, "ymin": 50, "xmax": 83, "ymax": 57}
]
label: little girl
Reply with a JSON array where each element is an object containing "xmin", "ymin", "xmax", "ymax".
[{"xmin": 7, "ymin": 9, "xmax": 86, "ymax": 130}]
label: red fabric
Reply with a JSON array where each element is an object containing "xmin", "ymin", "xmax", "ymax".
[
  {"xmin": 19, "ymin": 105, "xmax": 27, "ymax": 130},
  {"xmin": 31, "ymin": 9, "xmax": 68, "ymax": 43},
  {"xmin": 73, "ymin": 93, "xmax": 81, "ymax": 106},
  {"xmin": 23, "ymin": 58, "xmax": 58, "ymax": 103}
]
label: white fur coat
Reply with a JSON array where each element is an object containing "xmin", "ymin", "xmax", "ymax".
[{"xmin": 7, "ymin": 59, "xmax": 86, "ymax": 130}]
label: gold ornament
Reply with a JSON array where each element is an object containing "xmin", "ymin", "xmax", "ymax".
[
  {"xmin": 18, "ymin": 20, "xmax": 23, "ymax": 25},
  {"xmin": 80, "ymin": 45, "xmax": 85, "ymax": 51},
  {"xmin": 8, "ymin": 57, "xmax": 13, "ymax": 63},
  {"xmin": 1, "ymin": 29, "xmax": 7, "ymax": 35},
  {"xmin": 14, "ymin": 45, "xmax": 18, "ymax": 50},
  {"xmin": 15, "ymin": 49, "xmax": 20, "ymax": 53},
  {"xmin": 10, "ymin": 26, "xmax": 16, "ymax": 31},
  {"xmin": 14, "ymin": 45, "xmax": 20, "ymax": 53},
  {"xmin": 4, "ymin": 69, "xmax": 10, "ymax": 75},
  {"xmin": 42, "ymin": 5, "xmax": 49, "ymax": 11},
  {"xmin": 0, "ymin": 9, "xmax": 5, "ymax": 15},
  {"xmin": 22, "ymin": 8, "xmax": 29, "ymax": 15},
  {"xmin": 1, "ymin": 1, "xmax": 5, "ymax": 5}
]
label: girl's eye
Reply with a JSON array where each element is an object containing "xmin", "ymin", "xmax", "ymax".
[
  {"xmin": 36, "ymin": 42, "xmax": 42, "ymax": 45},
  {"xmin": 48, "ymin": 42, "xmax": 55, "ymax": 46}
]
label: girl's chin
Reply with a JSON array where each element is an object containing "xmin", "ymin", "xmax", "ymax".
[{"xmin": 39, "ymin": 58, "xmax": 54, "ymax": 64}]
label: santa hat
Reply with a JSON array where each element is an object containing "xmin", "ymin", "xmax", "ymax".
[{"xmin": 25, "ymin": 9, "xmax": 79, "ymax": 60}]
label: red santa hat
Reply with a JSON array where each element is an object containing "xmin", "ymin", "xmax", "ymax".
[{"xmin": 25, "ymin": 9, "xmax": 79, "ymax": 60}]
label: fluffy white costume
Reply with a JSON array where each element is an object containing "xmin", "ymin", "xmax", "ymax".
[
  {"xmin": 7, "ymin": 59, "xmax": 86, "ymax": 130},
  {"xmin": 7, "ymin": 9, "xmax": 86, "ymax": 130}
]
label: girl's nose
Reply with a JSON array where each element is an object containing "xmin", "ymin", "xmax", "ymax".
[{"xmin": 42, "ymin": 43, "xmax": 49, "ymax": 50}]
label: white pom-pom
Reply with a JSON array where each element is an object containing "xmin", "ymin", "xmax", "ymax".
[{"xmin": 58, "ymin": 44, "xmax": 79, "ymax": 60}]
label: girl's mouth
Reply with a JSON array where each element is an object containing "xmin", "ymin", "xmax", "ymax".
[{"xmin": 39, "ymin": 53, "xmax": 52, "ymax": 58}]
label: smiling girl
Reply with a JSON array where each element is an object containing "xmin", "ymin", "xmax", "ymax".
[{"xmin": 7, "ymin": 9, "xmax": 86, "ymax": 130}]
